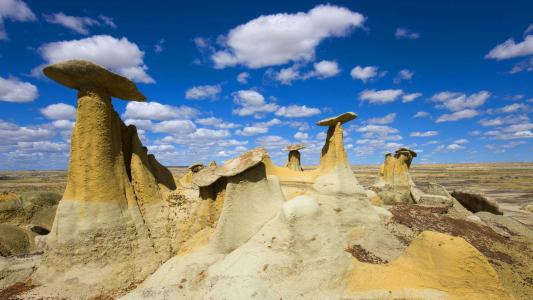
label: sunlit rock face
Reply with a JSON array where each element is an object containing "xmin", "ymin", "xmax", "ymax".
[
  {"xmin": 313, "ymin": 112, "xmax": 366, "ymax": 196},
  {"xmin": 345, "ymin": 231, "xmax": 512, "ymax": 300},
  {"xmin": 30, "ymin": 60, "xmax": 177, "ymax": 298},
  {"xmin": 373, "ymin": 148, "xmax": 417, "ymax": 204},
  {"xmin": 121, "ymin": 147, "xmax": 512, "ymax": 300}
]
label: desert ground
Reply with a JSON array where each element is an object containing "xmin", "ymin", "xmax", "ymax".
[
  {"xmin": 353, "ymin": 162, "xmax": 533, "ymax": 225},
  {"xmin": 2, "ymin": 162, "xmax": 531, "ymax": 225}
]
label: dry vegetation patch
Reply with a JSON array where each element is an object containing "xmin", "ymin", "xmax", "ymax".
[
  {"xmin": 389, "ymin": 205, "xmax": 507, "ymax": 257},
  {"xmin": 0, "ymin": 281, "xmax": 37, "ymax": 299},
  {"xmin": 345, "ymin": 244, "xmax": 388, "ymax": 264}
]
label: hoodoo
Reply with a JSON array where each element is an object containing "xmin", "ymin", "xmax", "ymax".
[
  {"xmin": 31, "ymin": 60, "xmax": 176, "ymax": 298},
  {"xmin": 313, "ymin": 112, "xmax": 365, "ymax": 195},
  {"xmin": 190, "ymin": 163, "xmax": 226, "ymax": 232},
  {"xmin": 193, "ymin": 164, "xmax": 224, "ymax": 201},
  {"xmin": 376, "ymin": 147, "xmax": 417, "ymax": 188},
  {"xmin": 189, "ymin": 162, "xmax": 205, "ymax": 173},
  {"xmin": 373, "ymin": 147, "xmax": 418, "ymax": 204},
  {"xmin": 284, "ymin": 144, "xmax": 305, "ymax": 171},
  {"xmin": 179, "ymin": 162, "xmax": 205, "ymax": 188},
  {"xmin": 121, "ymin": 145, "xmax": 512, "ymax": 300},
  {"xmin": 211, "ymin": 148, "xmax": 284, "ymax": 253}
]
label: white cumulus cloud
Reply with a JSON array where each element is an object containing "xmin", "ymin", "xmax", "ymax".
[
  {"xmin": 275, "ymin": 105, "xmax": 321, "ymax": 118},
  {"xmin": 211, "ymin": 4, "xmax": 365, "ymax": 68},
  {"xmin": 436, "ymin": 109, "xmax": 479, "ymax": 123},
  {"xmin": 273, "ymin": 66, "xmax": 300, "ymax": 85},
  {"xmin": 350, "ymin": 65, "xmax": 379, "ymax": 83},
  {"xmin": 232, "ymin": 90, "xmax": 279, "ymax": 116},
  {"xmin": 486, "ymin": 35, "xmax": 533, "ymax": 60},
  {"xmin": 185, "ymin": 84, "xmax": 221, "ymax": 100},
  {"xmin": 367, "ymin": 113, "xmax": 396, "ymax": 125},
  {"xmin": 272, "ymin": 60, "xmax": 340, "ymax": 85},
  {"xmin": 0, "ymin": 120, "xmax": 55, "ymax": 145},
  {"xmin": 413, "ymin": 111, "xmax": 430, "ymax": 118},
  {"xmin": 124, "ymin": 101, "xmax": 198, "ymax": 120},
  {"xmin": 410, "ymin": 131, "xmax": 439, "ymax": 137},
  {"xmin": 395, "ymin": 28, "xmax": 420, "ymax": 40},
  {"xmin": 478, "ymin": 114, "xmax": 529, "ymax": 127},
  {"xmin": 308, "ymin": 60, "xmax": 340, "ymax": 78},
  {"xmin": 253, "ymin": 118, "xmax": 282, "ymax": 128},
  {"xmin": 394, "ymin": 69, "xmax": 414, "ymax": 84},
  {"xmin": 0, "ymin": 0, "xmax": 36, "ymax": 40},
  {"xmin": 152, "ymin": 120, "xmax": 196, "ymax": 134},
  {"xmin": 453, "ymin": 138, "xmax": 469, "ymax": 144},
  {"xmin": 44, "ymin": 13, "xmax": 116, "ymax": 35},
  {"xmin": 359, "ymin": 89, "xmax": 403, "ymax": 104},
  {"xmin": 256, "ymin": 135, "xmax": 289, "ymax": 149},
  {"xmin": 196, "ymin": 117, "xmax": 240, "ymax": 129},
  {"xmin": 236, "ymin": 126, "xmax": 268, "ymax": 136},
  {"xmin": 294, "ymin": 131, "xmax": 309, "ymax": 140},
  {"xmin": 446, "ymin": 143, "xmax": 464, "ymax": 151},
  {"xmin": 52, "ymin": 119, "xmax": 74, "ymax": 129},
  {"xmin": 41, "ymin": 103, "xmax": 76, "ymax": 120},
  {"xmin": 187, "ymin": 128, "xmax": 230, "ymax": 140},
  {"xmin": 37, "ymin": 35, "xmax": 154, "ymax": 83},
  {"xmin": 431, "ymin": 90, "xmax": 490, "ymax": 111},
  {"xmin": 236, "ymin": 72, "xmax": 250, "ymax": 84},
  {"xmin": 402, "ymin": 92, "xmax": 422, "ymax": 103},
  {"xmin": 356, "ymin": 124, "xmax": 399, "ymax": 137},
  {"xmin": 0, "ymin": 76, "xmax": 38, "ymax": 102}
]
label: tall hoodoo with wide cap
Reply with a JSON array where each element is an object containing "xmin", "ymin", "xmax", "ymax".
[
  {"xmin": 42, "ymin": 60, "xmax": 147, "ymax": 204},
  {"xmin": 43, "ymin": 60, "xmax": 146, "ymax": 101},
  {"xmin": 32, "ymin": 60, "xmax": 175, "ymax": 298},
  {"xmin": 313, "ymin": 112, "xmax": 365, "ymax": 195}
]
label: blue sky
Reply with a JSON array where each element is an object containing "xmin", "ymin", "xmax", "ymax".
[{"xmin": 1, "ymin": 0, "xmax": 533, "ymax": 170}]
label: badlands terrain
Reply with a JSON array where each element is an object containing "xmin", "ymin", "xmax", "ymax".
[
  {"xmin": 3, "ymin": 162, "xmax": 531, "ymax": 211},
  {"xmin": 3, "ymin": 163, "xmax": 531, "ymax": 225},
  {"xmin": 0, "ymin": 60, "xmax": 532, "ymax": 300}
]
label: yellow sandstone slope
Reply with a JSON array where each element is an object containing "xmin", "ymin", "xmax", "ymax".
[{"xmin": 345, "ymin": 231, "xmax": 512, "ymax": 300}]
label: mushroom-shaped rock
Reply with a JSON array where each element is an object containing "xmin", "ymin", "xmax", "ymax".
[
  {"xmin": 374, "ymin": 148, "xmax": 417, "ymax": 204},
  {"xmin": 193, "ymin": 167, "xmax": 222, "ymax": 188},
  {"xmin": 43, "ymin": 60, "xmax": 146, "ymax": 101},
  {"xmin": 284, "ymin": 144, "xmax": 305, "ymax": 152},
  {"xmin": 191, "ymin": 166, "xmax": 227, "ymax": 230},
  {"xmin": 210, "ymin": 148, "xmax": 284, "ymax": 253},
  {"xmin": 284, "ymin": 144, "xmax": 305, "ymax": 171},
  {"xmin": 32, "ymin": 60, "xmax": 175, "ymax": 298},
  {"xmin": 189, "ymin": 162, "xmax": 205, "ymax": 173},
  {"xmin": 195, "ymin": 168, "xmax": 226, "ymax": 201},
  {"xmin": 376, "ymin": 148, "xmax": 417, "ymax": 188},
  {"xmin": 316, "ymin": 112, "xmax": 357, "ymax": 126},
  {"xmin": 215, "ymin": 147, "xmax": 266, "ymax": 177},
  {"xmin": 394, "ymin": 147, "xmax": 417, "ymax": 168},
  {"xmin": 179, "ymin": 163, "xmax": 205, "ymax": 188},
  {"xmin": 313, "ymin": 112, "xmax": 364, "ymax": 195}
]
